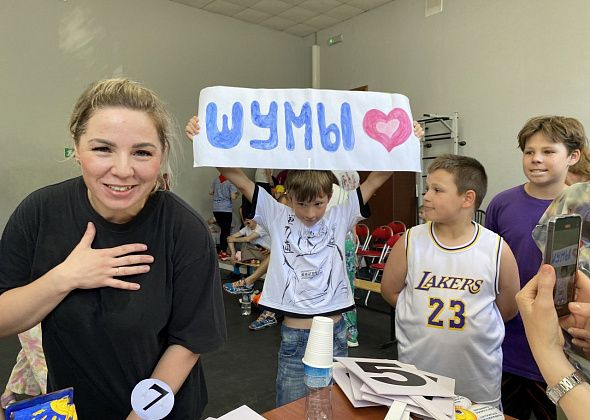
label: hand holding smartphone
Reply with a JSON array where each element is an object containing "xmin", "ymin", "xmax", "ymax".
[{"xmin": 543, "ymin": 214, "xmax": 583, "ymax": 316}]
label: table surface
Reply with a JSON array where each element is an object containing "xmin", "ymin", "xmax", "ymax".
[
  {"xmin": 262, "ymin": 384, "xmax": 386, "ymax": 420},
  {"xmin": 262, "ymin": 385, "xmax": 518, "ymax": 420}
]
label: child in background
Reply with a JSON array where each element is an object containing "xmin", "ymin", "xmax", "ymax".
[
  {"xmin": 275, "ymin": 169, "xmax": 289, "ymax": 187},
  {"xmin": 207, "ymin": 216, "xmax": 221, "ymax": 247},
  {"xmin": 211, "ymin": 174, "xmax": 239, "ymax": 260},
  {"xmin": 417, "ymin": 204, "xmax": 427, "ymax": 224},
  {"xmin": 224, "ymin": 218, "xmax": 271, "ymax": 294},
  {"xmin": 566, "ymin": 149, "xmax": 590, "ymax": 185},
  {"xmin": 272, "ymin": 184, "xmax": 286, "ymax": 200},
  {"xmin": 255, "ymin": 168, "xmax": 275, "ymax": 194},
  {"xmin": 224, "ymin": 219, "xmax": 280, "ymax": 330},
  {"xmin": 381, "ymin": 154, "xmax": 520, "ymax": 407},
  {"xmin": 485, "ymin": 116, "xmax": 584, "ymax": 419},
  {"xmin": 276, "ymin": 193, "xmax": 289, "ymax": 205},
  {"xmin": 1, "ymin": 325, "xmax": 46, "ymax": 409}
]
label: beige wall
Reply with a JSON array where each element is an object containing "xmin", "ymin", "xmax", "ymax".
[
  {"xmin": 3, "ymin": 0, "xmax": 590, "ymax": 229},
  {"xmin": 0, "ymin": 0, "xmax": 311, "ymax": 229},
  {"xmin": 315, "ymin": 0, "xmax": 590, "ymax": 208}
]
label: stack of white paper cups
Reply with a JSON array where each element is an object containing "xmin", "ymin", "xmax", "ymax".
[{"xmin": 302, "ymin": 316, "xmax": 334, "ymax": 387}]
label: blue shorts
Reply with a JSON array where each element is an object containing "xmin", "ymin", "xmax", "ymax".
[{"xmin": 275, "ymin": 317, "xmax": 348, "ymax": 407}]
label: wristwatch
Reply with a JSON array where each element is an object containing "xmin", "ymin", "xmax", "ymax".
[{"xmin": 546, "ymin": 370, "xmax": 586, "ymax": 404}]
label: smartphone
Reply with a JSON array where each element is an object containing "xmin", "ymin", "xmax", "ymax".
[{"xmin": 543, "ymin": 214, "xmax": 582, "ymax": 316}]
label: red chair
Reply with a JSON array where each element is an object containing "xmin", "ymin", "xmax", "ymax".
[
  {"xmin": 356, "ymin": 225, "xmax": 394, "ymax": 263},
  {"xmin": 387, "ymin": 220, "xmax": 406, "ymax": 235},
  {"xmin": 372, "ymin": 222, "xmax": 404, "ymax": 252},
  {"xmin": 364, "ymin": 233, "xmax": 402, "ymax": 306},
  {"xmin": 354, "ymin": 223, "xmax": 371, "ymax": 253}
]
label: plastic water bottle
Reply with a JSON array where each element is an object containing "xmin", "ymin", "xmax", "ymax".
[
  {"xmin": 304, "ymin": 365, "xmax": 332, "ymax": 420},
  {"xmin": 241, "ymin": 293, "xmax": 251, "ymax": 316}
]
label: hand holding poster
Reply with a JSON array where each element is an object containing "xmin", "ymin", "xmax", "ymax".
[{"xmin": 193, "ymin": 86, "xmax": 420, "ymax": 171}]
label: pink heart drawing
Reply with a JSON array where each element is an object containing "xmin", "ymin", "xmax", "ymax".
[{"xmin": 362, "ymin": 108, "xmax": 412, "ymax": 152}]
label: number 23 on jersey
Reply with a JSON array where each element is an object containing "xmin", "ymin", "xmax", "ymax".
[{"xmin": 427, "ymin": 297, "xmax": 466, "ymax": 330}]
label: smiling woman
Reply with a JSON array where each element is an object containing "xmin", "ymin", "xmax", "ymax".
[
  {"xmin": 70, "ymin": 78, "xmax": 175, "ymax": 197},
  {"xmin": 0, "ymin": 79, "xmax": 226, "ymax": 419},
  {"xmin": 74, "ymin": 108, "xmax": 163, "ymax": 223}
]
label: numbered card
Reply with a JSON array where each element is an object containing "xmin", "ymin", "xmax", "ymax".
[
  {"xmin": 335, "ymin": 357, "xmax": 455, "ymax": 420},
  {"xmin": 131, "ymin": 379, "xmax": 174, "ymax": 420},
  {"xmin": 194, "ymin": 86, "xmax": 420, "ymax": 171},
  {"xmin": 333, "ymin": 362, "xmax": 380, "ymax": 408},
  {"xmin": 360, "ymin": 383, "xmax": 453, "ymax": 420},
  {"xmin": 349, "ymin": 368, "xmax": 370, "ymax": 402},
  {"xmin": 336, "ymin": 357, "xmax": 455, "ymax": 398},
  {"xmin": 408, "ymin": 395, "xmax": 454, "ymax": 420},
  {"xmin": 360, "ymin": 386, "xmax": 431, "ymax": 417},
  {"xmin": 384, "ymin": 400, "xmax": 407, "ymax": 420}
]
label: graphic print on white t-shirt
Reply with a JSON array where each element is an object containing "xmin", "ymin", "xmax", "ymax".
[
  {"xmin": 281, "ymin": 218, "xmax": 345, "ymax": 305},
  {"xmin": 255, "ymin": 187, "xmax": 362, "ymax": 315}
]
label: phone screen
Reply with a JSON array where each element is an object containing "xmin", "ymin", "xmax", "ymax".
[{"xmin": 544, "ymin": 215, "xmax": 582, "ymax": 316}]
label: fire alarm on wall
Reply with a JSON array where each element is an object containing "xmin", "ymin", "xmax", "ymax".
[{"xmin": 425, "ymin": 0, "xmax": 443, "ymax": 17}]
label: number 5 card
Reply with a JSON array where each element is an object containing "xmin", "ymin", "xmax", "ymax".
[{"xmin": 335, "ymin": 357, "xmax": 455, "ymax": 398}]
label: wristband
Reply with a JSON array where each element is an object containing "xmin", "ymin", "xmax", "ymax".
[{"xmin": 546, "ymin": 370, "xmax": 586, "ymax": 405}]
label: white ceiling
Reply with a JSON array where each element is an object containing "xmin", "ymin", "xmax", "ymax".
[{"xmin": 169, "ymin": 0, "xmax": 395, "ymax": 37}]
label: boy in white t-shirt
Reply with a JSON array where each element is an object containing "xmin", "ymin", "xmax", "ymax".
[
  {"xmin": 220, "ymin": 167, "xmax": 392, "ymax": 406},
  {"xmin": 185, "ymin": 115, "xmax": 424, "ymax": 406}
]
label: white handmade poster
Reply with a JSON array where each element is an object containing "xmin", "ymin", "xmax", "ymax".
[{"xmin": 193, "ymin": 86, "xmax": 420, "ymax": 171}]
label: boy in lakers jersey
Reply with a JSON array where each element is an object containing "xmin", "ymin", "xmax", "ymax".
[{"xmin": 381, "ymin": 154, "xmax": 520, "ymax": 407}]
